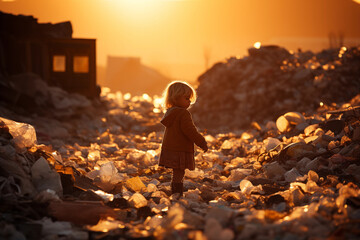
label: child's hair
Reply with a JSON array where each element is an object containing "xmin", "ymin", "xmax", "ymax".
[{"xmin": 162, "ymin": 81, "xmax": 197, "ymax": 109}]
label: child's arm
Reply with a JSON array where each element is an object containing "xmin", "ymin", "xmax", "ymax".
[{"xmin": 180, "ymin": 110, "xmax": 208, "ymax": 152}]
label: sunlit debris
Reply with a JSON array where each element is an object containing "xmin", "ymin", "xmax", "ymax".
[
  {"xmin": 0, "ymin": 44, "xmax": 359, "ymax": 239},
  {"xmin": 192, "ymin": 44, "xmax": 360, "ymax": 131}
]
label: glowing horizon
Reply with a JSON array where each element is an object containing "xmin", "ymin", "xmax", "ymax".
[{"xmin": 1, "ymin": 0, "xmax": 360, "ymax": 83}]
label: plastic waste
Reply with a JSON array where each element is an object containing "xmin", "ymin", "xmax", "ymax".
[
  {"xmin": 99, "ymin": 161, "xmax": 118, "ymax": 183},
  {"xmin": 240, "ymin": 179, "xmax": 264, "ymax": 195},
  {"xmin": 263, "ymin": 137, "xmax": 281, "ymax": 151},
  {"xmin": 31, "ymin": 157, "xmax": 63, "ymax": 196},
  {"xmin": 185, "ymin": 168, "xmax": 204, "ymax": 179},
  {"xmin": 34, "ymin": 189, "xmax": 60, "ymax": 203},
  {"xmin": 0, "ymin": 117, "xmax": 37, "ymax": 150}
]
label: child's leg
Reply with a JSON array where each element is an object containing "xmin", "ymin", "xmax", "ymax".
[
  {"xmin": 172, "ymin": 168, "xmax": 185, "ymax": 183},
  {"xmin": 171, "ymin": 168, "xmax": 185, "ymax": 196}
]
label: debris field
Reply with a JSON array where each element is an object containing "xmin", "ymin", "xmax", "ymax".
[{"xmin": 0, "ymin": 45, "xmax": 360, "ymax": 240}]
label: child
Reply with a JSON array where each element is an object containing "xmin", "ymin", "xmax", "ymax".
[{"xmin": 159, "ymin": 81, "xmax": 208, "ymax": 197}]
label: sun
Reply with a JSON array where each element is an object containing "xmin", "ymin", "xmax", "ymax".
[{"xmin": 105, "ymin": 0, "xmax": 168, "ymax": 21}]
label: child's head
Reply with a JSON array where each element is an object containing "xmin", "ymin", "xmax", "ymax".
[{"xmin": 163, "ymin": 81, "xmax": 197, "ymax": 109}]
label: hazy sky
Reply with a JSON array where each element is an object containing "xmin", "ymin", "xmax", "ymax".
[{"xmin": 1, "ymin": 0, "xmax": 360, "ymax": 81}]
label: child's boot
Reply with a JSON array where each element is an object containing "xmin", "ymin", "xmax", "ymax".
[
  {"xmin": 171, "ymin": 182, "xmax": 183, "ymax": 197},
  {"xmin": 175, "ymin": 182, "xmax": 183, "ymax": 196}
]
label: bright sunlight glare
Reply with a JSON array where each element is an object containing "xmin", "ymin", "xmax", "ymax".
[
  {"xmin": 107, "ymin": 0, "xmax": 169, "ymax": 22},
  {"xmin": 104, "ymin": 0, "xmax": 194, "ymax": 17},
  {"xmin": 254, "ymin": 42, "xmax": 261, "ymax": 49}
]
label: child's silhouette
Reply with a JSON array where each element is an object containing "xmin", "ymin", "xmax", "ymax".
[{"xmin": 159, "ymin": 81, "xmax": 208, "ymax": 197}]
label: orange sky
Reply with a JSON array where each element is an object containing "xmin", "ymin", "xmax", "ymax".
[{"xmin": 1, "ymin": 0, "xmax": 360, "ymax": 82}]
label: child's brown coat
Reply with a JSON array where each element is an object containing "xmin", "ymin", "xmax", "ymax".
[{"xmin": 159, "ymin": 107, "xmax": 207, "ymax": 169}]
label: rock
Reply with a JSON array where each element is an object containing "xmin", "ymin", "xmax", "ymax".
[
  {"xmin": 87, "ymin": 150, "xmax": 101, "ymax": 162},
  {"xmin": 204, "ymin": 218, "xmax": 234, "ymax": 240},
  {"xmin": 307, "ymin": 170, "xmax": 319, "ymax": 183},
  {"xmin": 147, "ymin": 183, "xmax": 157, "ymax": 193},
  {"xmin": 284, "ymin": 168, "xmax": 302, "ymax": 182},
  {"xmin": 276, "ymin": 115, "xmax": 290, "ymax": 132},
  {"xmin": 228, "ymin": 168, "xmax": 252, "ymax": 182},
  {"xmin": 290, "ymin": 188, "xmax": 306, "ymax": 206},
  {"xmin": 305, "ymin": 157, "xmax": 321, "ymax": 172},
  {"xmin": 263, "ymin": 137, "xmax": 282, "ymax": 151},
  {"xmin": 1, "ymin": 43, "xmax": 360, "ymax": 239},
  {"xmin": 205, "ymin": 207, "xmax": 233, "ymax": 226},
  {"xmin": 304, "ymin": 124, "xmax": 319, "ymax": 136},
  {"xmin": 284, "ymin": 112, "xmax": 306, "ymax": 125},
  {"xmin": 128, "ymin": 193, "xmax": 148, "ymax": 208},
  {"xmin": 263, "ymin": 162, "xmax": 286, "ymax": 180},
  {"xmin": 125, "ymin": 176, "xmax": 147, "ymax": 192},
  {"xmin": 284, "ymin": 142, "xmax": 315, "ymax": 159}
]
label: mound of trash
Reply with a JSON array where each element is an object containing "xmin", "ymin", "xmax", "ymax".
[
  {"xmin": 191, "ymin": 45, "xmax": 360, "ymax": 132},
  {"xmin": 0, "ymin": 46, "xmax": 360, "ymax": 239}
]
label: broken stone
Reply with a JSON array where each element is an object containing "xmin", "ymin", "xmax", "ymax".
[
  {"xmin": 228, "ymin": 168, "xmax": 252, "ymax": 182},
  {"xmin": 307, "ymin": 170, "xmax": 319, "ymax": 183},
  {"xmin": 284, "ymin": 112, "xmax": 306, "ymax": 125},
  {"xmin": 263, "ymin": 137, "xmax": 282, "ymax": 151},
  {"xmin": 205, "ymin": 207, "xmax": 233, "ymax": 226},
  {"xmin": 263, "ymin": 162, "xmax": 286, "ymax": 180},
  {"xmin": 284, "ymin": 142, "xmax": 315, "ymax": 159},
  {"xmin": 276, "ymin": 115, "xmax": 290, "ymax": 133},
  {"xmin": 304, "ymin": 157, "xmax": 321, "ymax": 172},
  {"xmin": 128, "ymin": 193, "xmax": 148, "ymax": 208},
  {"xmin": 204, "ymin": 218, "xmax": 234, "ymax": 240},
  {"xmin": 125, "ymin": 176, "xmax": 147, "ymax": 192},
  {"xmin": 1, "ymin": 38, "xmax": 360, "ymax": 239},
  {"xmin": 304, "ymin": 124, "xmax": 319, "ymax": 136},
  {"xmin": 87, "ymin": 150, "xmax": 101, "ymax": 162},
  {"xmin": 290, "ymin": 187, "xmax": 306, "ymax": 206},
  {"xmin": 284, "ymin": 168, "xmax": 302, "ymax": 182}
]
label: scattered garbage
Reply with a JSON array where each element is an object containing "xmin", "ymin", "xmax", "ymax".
[
  {"xmin": 0, "ymin": 45, "xmax": 360, "ymax": 239},
  {"xmin": 192, "ymin": 45, "xmax": 360, "ymax": 131},
  {"xmin": 0, "ymin": 117, "xmax": 37, "ymax": 150}
]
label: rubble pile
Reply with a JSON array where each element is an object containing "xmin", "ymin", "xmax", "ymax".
[
  {"xmin": 192, "ymin": 45, "xmax": 360, "ymax": 131},
  {"xmin": 1, "ymin": 52, "xmax": 360, "ymax": 239}
]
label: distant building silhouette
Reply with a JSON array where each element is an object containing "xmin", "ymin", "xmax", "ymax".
[{"xmin": 105, "ymin": 56, "xmax": 170, "ymax": 96}]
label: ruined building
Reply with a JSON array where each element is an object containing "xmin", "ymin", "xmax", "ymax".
[{"xmin": 0, "ymin": 11, "xmax": 99, "ymax": 98}]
